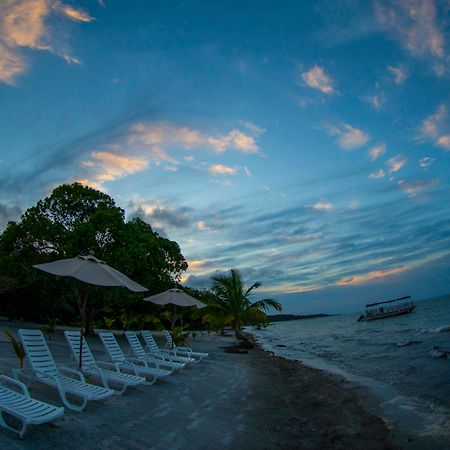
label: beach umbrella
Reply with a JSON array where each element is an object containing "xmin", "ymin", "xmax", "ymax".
[
  {"xmin": 143, "ymin": 288, "xmax": 206, "ymax": 309},
  {"xmin": 143, "ymin": 288, "xmax": 206, "ymax": 336},
  {"xmin": 34, "ymin": 255, "xmax": 147, "ymax": 367}
]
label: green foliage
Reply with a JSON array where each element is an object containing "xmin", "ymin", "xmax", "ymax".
[
  {"xmin": 210, "ymin": 269, "xmax": 282, "ymax": 331},
  {"xmin": 4, "ymin": 331, "xmax": 25, "ymax": 369},
  {"xmin": 42, "ymin": 317, "xmax": 59, "ymax": 340},
  {"xmin": 171, "ymin": 326, "xmax": 189, "ymax": 346},
  {"xmin": 103, "ymin": 316, "xmax": 116, "ymax": 330},
  {"xmin": 0, "ymin": 183, "xmax": 188, "ymax": 328}
]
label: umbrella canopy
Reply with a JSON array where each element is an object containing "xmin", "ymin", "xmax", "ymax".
[
  {"xmin": 143, "ymin": 288, "xmax": 206, "ymax": 308},
  {"xmin": 143, "ymin": 289, "xmax": 206, "ymax": 341},
  {"xmin": 34, "ymin": 255, "xmax": 147, "ymax": 367},
  {"xmin": 33, "ymin": 255, "xmax": 147, "ymax": 292}
]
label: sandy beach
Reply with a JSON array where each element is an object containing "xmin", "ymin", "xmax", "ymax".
[{"xmin": 0, "ymin": 320, "xmax": 402, "ymax": 449}]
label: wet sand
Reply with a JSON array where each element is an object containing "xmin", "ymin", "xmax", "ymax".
[{"xmin": 0, "ymin": 320, "xmax": 401, "ymax": 449}]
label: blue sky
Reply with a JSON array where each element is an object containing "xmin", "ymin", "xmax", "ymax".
[{"xmin": 1, "ymin": 0, "xmax": 450, "ymax": 314}]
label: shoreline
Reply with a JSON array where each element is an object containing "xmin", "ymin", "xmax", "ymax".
[
  {"xmin": 0, "ymin": 321, "xmax": 409, "ymax": 449},
  {"xmin": 251, "ymin": 326, "xmax": 450, "ymax": 450}
]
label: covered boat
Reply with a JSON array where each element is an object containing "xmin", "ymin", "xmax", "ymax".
[{"xmin": 357, "ymin": 296, "xmax": 415, "ymax": 322}]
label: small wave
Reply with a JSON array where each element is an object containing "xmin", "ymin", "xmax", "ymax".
[
  {"xmin": 427, "ymin": 347, "xmax": 449, "ymax": 359},
  {"xmin": 418, "ymin": 325, "xmax": 450, "ymax": 334},
  {"xmin": 396, "ymin": 340, "xmax": 423, "ymax": 347}
]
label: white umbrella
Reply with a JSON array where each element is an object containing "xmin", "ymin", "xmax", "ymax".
[
  {"xmin": 34, "ymin": 255, "xmax": 147, "ymax": 367},
  {"xmin": 143, "ymin": 288, "xmax": 206, "ymax": 335},
  {"xmin": 143, "ymin": 288, "xmax": 206, "ymax": 309}
]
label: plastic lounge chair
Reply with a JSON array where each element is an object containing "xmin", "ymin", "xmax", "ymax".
[
  {"xmin": 162, "ymin": 330, "xmax": 208, "ymax": 361},
  {"xmin": 124, "ymin": 331, "xmax": 185, "ymax": 372},
  {"xmin": 17, "ymin": 329, "xmax": 114, "ymax": 412},
  {"xmin": 140, "ymin": 331, "xmax": 196, "ymax": 365},
  {"xmin": 64, "ymin": 331, "xmax": 145, "ymax": 395},
  {"xmin": 98, "ymin": 332, "xmax": 171, "ymax": 385},
  {"xmin": 163, "ymin": 330, "xmax": 209, "ymax": 361},
  {"xmin": 0, "ymin": 375, "xmax": 64, "ymax": 438}
]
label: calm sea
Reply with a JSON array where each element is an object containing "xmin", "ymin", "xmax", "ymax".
[{"xmin": 251, "ymin": 295, "xmax": 450, "ymax": 446}]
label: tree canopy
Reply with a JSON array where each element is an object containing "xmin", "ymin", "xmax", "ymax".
[{"xmin": 0, "ymin": 183, "xmax": 188, "ymax": 325}]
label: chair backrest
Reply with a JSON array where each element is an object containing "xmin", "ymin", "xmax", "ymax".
[
  {"xmin": 124, "ymin": 331, "xmax": 146, "ymax": 358},
  {"xmin": 140, "ymin": 331, "xmax": 160, "ymax": 352},
  {"xmin": 162, "ymin": 330, "xmax": 174, "ymax": 347},
  {"xmin": 64, "ymin": 331, "xmax": 97, "ymax": 366},
  {"xmin": 98, "ymin": 332, "xmax": 126, "ymax": 362},
  {"xmin": 18, "ymin": 329, "xmax": 59, "ymax": 377}
]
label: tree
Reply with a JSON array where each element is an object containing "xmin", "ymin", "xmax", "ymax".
[
  {"xmin": 0, "ymin": 183, "xmax": 188, "ymax": 326},
  {"xmin": 210, "ymin": 269, "xmax": 282, "ymax": 334}
]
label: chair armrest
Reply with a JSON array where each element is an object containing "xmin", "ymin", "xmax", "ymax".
[
  {"xmin": 175, "ymin": 346, "xmax": 193, "ymax": 352},
  {"xmin": 59, "ymin": 366, "xmax": 86, "ymax": 383},
  {"xmin": 127, "ymin": 358, "xmax": 149, "ymax": 367},
  {"xmin": 0, "ymin": 374, "xmax": 30, "ymax": 397},
  {"xmin": 96, "ymin": 360, "xmax": 119, "ymax": 371}
]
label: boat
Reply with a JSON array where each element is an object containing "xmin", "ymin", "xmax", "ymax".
[{"xmin": 357, "ymin": 296, "xmax": 415, "ymax": 322}]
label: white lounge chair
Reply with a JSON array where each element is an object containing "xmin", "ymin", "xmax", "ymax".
[
  {"xmin": 17, "ymin": 329, "xmax": 114, "ymax": 412},
  {"xmin": 98, "ymin": 332, "xmax": 171, "ymax": 385},
  {"xmin": 0, "ymin": 375, "xmax": 64, "ymax": 438},
  {"xmin": 124, "ymin": 331, "xmax": 185, "ymax": 372},
  {"xmin": 140, "ymin": 331, "xmax": 196, "ymax": 365},
  {"xmin": 162, "ymin": 330, "xmax": 208, "ymax": 361},
  {"xmin": 64, "ymin": 331, "xmax": 145, "ymax": 395}
]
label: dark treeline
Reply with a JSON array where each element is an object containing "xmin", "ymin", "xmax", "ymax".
[{"xmin": 0, "ymin": 183, "xmax": 188, "ymax": 332}]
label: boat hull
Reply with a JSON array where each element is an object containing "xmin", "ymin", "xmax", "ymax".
[{"xmin": 358, "ymin": 305, "xmax": 415, "ymax": 322}]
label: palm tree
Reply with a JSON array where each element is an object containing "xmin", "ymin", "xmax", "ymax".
[{"xmin": 210, "ymin": 269, "xmax": 282, "ymax": 334}]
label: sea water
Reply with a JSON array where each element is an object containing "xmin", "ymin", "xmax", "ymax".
[{"xmin": 251, "ymin": 295, "xmax": 450, "ymax": 446}]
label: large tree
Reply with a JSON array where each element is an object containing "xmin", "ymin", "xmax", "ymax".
[
  {"xmin": 0, "ymin": 183, "xmax": 188, "ymax": 325},
  {"xmin": 210, "ymin": 269, "xmax": 282, "ymax": 334}
]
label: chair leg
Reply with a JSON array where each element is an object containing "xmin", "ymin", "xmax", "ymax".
[
  {"xmin": 59, "ymin": 389, "xmax": 88, "ymax": 412},
  {"xmin": 0, "ymin": 410, "xmax": 28, "ymax": 439}
]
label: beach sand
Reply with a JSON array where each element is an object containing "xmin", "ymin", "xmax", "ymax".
[{"xmin": 0, "ymin": 320, "xmax": 401, "ymax": 449}]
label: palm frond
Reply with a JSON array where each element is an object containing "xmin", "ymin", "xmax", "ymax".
[{"xmin": 250, "ymin": 298, "xmax": 283, "ymax": 312}]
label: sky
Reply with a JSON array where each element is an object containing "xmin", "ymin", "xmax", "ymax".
[{"xmin": 1, "ymin": 0, "xmax": 450, "ymax": 314}]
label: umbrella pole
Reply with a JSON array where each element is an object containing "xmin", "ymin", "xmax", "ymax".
[
  {"xmin": 79, "ymin": 288, "xmax": 88, "ymax": 368},
  {"xmin": 171, "ymin": 305, "xmax": 176, "ymax": 349}
]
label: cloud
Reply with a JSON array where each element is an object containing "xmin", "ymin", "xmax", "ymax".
[
  {"xmin": 127, "ymin": 198, "xmax": 193, "ymax": 234},
  {"xmin": 76, "ymin": 121, "xmax": 264, "ymax": 188},
  {"xmin": 375, "ymin": 0, "xmax": 445, "ymax": 61},
  {"xmin": 0, "ymin": 202, "xmax": 22, "ymax": 230},
  {"xmin": 301, "ymin": 65, "xmax": 335, "ymax": 94},
  {"xmin": 131, "ymin": 122, "xmax": 261, "ymax": 154},
  {"xmin": 387, "ymin": 65, "xmax": 407, "ymax": 84},
  {"xmin": 327, "ymin": 123, "xmax": 369, "ymax": 150},
  {"xmin": 241, "ymin": 121, "xmax": 266, "ymax": 137},
  {"xmin": 398, "ymin": 178, "xmax": 439, "ymax": 197},
  {"xmin": 420, "ymin": 105, "xmax": 450, "ymax": 150},
  {"xmin": 208, "ymin": 164, "xmax": 237, "ymax": 175},
  {"xmin": 0, "ymin": 0, "xmax": 93, "ymax": 84},
  {"xmin": 53, "ymin": 3, "xmax": 94, "ymax": 22},
  {"xmin": 387, "ymin": 156, "xmax": 407, "ymax": 173},
  {"xmin": 365, "ymin": 83, "xmax": 385, "ymax": 110},
  {"xmin": 335, "ymin": 266, "xmax": 407, "ymax": 286},
  {"xmin": 369, "ymin": 143, "xmax": 386, "ymax": 161},
  {"xmin": 309, "ymin": 202, "xmax": 333, "ymax": 210},
  {"xmin": 369, "ymin": 169, "xmax": 386, "ymax": 179},
  {"xmin": 367, "ymin": 92, "xmax": 385, "ymax": 110},
  {"xmin": 419, "ymin": 156, "xmax": 434, "ymax": 170},
  {"xmin": 78, "ymin": 151, "xmax": 148, "ymax": 189}
]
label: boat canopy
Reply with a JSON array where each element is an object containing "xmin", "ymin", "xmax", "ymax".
[{"xmin": 366, "ymin": 296, "xmax": 411, "ymax": 308}]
